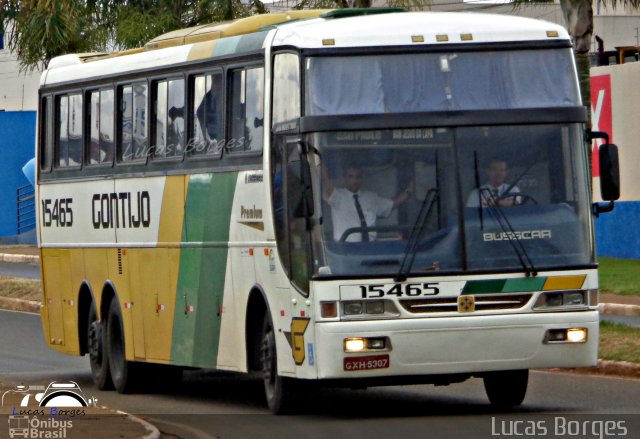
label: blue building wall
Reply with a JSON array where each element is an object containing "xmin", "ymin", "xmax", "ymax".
[
  {"xmin": 0, "ymin": 111, "xmax": 36, "ymax": 238},
  {"xmin": 594, "ymin": 201, "xmax": 640, "ymax": 259}
]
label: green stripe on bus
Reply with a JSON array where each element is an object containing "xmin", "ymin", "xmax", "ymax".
[
  {"xmin": 462, "ymin": 279, "xmax": 506, "ymax": 294},
  {"xmin": 171, "ymin": 172, "xmax": 238, "ymax": 367},
  {"xmin": 462, "ymin": 277, "xmax": 548, "ymax": 294},
  {"xmin": 502, "ymin": 277, "xmax": 547, "ymax": 292}
]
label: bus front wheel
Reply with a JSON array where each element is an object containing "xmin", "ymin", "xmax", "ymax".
[
  {"xmin": 87, "ymin": 305, "xmax": 113, "ymax": 390},
  {"xmin": 483, "ymin": 369, "xmax": 528, "ymax": 408},
  {"xmin": 260, "ymin": 313, "xmax": 296, "ymax": 414},
  {"xmin": 106, "ymin": 299, "xmax": 141, "ymax": 394}
]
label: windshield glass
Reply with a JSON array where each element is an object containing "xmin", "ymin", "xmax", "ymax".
[
  {"xmin": 310, "ymin": 124, "xmax": 593, "ymax": 277},
  {"xmin": 305, "ymin": 49, "xmax": 580, "ymax": 115}
]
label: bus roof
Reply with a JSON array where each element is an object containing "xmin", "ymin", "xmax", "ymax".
[
  {"xmin": 41, "ymin": 11, "xmax": 570, "ymax": 87},
  {"xmin": 271, "ymin": 11, "xmax": 569, "ymax": 48}
]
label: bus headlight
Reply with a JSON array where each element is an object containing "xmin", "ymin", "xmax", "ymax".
[
  {"xmin": 341, "ymin": 300, "xmax": 400, "ymax": 319},
  {"xmin": 344, "ymin": 337, "xmax": 389, "ymax": 352},
  {"xmin": 533, "ymin": 291, "xmax": 587, "ymax": 310},
  {"xmin": 544, "ymin": 328, "xmax": 588, "ymax": 343}
]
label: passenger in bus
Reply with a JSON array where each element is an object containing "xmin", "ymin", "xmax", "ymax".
[
  {"xmin": 323, "ymin": 164, "xmax": 413, "ymax": 242},
  {"xmin": 466, "ymin": 158, "xmax": 521, "ymax": 207}
]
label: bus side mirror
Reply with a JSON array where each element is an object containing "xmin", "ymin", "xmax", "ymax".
[
  {"xmin": 599, "ymin": 143, "xmax": 620, "ymax": 201},
  {"xmin": 593, "ymin": 143, "xmax": 620, "ymax": 216}
]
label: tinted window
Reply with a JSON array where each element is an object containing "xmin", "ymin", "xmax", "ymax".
[
  {"xmin": 55, "ymin": 93, "xmax": 82, "ymax": 168},
  {"xmin": 191, "ymin": 73, "xmax": 223, "ymax": 157},
  {"xmin": 154, "ymin": 78, "xmax": 185, "ymax": 158},
  {"xmin": 119, "ymin": 83, "xmax": 148, "ymax": 162},
  {"xmin": 229, "ymin": 67, "xmax": 264, "ymax": 154}
]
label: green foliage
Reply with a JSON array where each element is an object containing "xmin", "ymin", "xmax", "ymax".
[{"xmin": 0, "ymin": 0, "xmax": 267, "ymax": 71}]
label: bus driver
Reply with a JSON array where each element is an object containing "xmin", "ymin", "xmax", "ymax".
[
  {"xmin": 466, "ymin": 158, "xmax": 521, "ymax": 208},
  {"xmin": 323, "ymin": 164, "xmax": 412, "ymax": 242}
]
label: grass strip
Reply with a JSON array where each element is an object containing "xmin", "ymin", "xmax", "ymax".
[
  {"xmin": 0, "ymin": 276, "xmax": 41, "ymax": 301},
  {"xmin": 599, "ymin": 320, "xmax": 640, "ymax": 363},
  {"xmin": 598, "ymin": 257, "xmax": 640, "ymax": 297}
]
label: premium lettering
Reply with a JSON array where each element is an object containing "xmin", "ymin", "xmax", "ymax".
[{"xmin": 240, "ymin": 205, "xmax": 263, "ymax": 220}]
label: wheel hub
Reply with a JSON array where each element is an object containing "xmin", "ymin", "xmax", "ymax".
[{"xmin": 88, "ymin": 321, "xmax": 103, "ymax": 363}]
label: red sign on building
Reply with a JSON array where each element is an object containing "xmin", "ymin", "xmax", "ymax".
[{"xmin": 590, "ymin": 75, "xmax": 613, "ymax": 177}]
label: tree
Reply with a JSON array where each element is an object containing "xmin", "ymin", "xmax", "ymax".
[
  {"xmin": 0, "ymin": 0, "xmax": 266, "ymax": 71},
  {"xmin": 513, "ymin": 0, "xmax": 640, "ymax": 128}
]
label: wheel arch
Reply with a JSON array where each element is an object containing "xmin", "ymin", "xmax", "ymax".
[
  {"xmin": 245, "ymin": 285, "xmax": 271, "ymax": 372},
  {"xmin": 76, "ymin": 281, "xmax": 94, "ymax": 356}
]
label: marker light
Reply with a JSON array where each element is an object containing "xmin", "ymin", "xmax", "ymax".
[
  {"xmin": 321, "ymin": 301, "xmax": 337, "ymax": 318},
  {"xmin": 344, "ymin": 338, "xmax": 366, "ymax": 352}
]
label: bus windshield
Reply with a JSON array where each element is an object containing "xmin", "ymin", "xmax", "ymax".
[
  {"xmin": 305, "ymin": 49, "xmax": 580, "ymax": 115},
  {"xmin": 308, "ymin": 124, "xmax": 593, "ymax": 277}
]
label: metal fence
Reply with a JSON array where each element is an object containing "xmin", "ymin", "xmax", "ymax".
[{"xmin": 16, "ymin": 184, "xmax": 35, "ymax": 234}]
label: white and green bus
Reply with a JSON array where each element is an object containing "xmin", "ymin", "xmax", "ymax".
[{"xmin": 37, "ymin": 9, "xmax": 620, "ymax": 413}]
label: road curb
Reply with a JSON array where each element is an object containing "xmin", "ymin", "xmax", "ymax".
[
  {"xmin": 0, "ymin": 296, "xmax": 40, "ymax": 313},
  {"xmin": 598, "ymin": 302, "xmax": 640, "ymax": 317},
  {"xmin": 0, "ymin": 253, "xmax": 39, "ymax": 264},
  {"xmin": 115, "ymin": 410, "xmax": 161, "ymax": 439},
  {"xmin": 554, "ymin": 359, "xmax": 640, "ymax": 379}
]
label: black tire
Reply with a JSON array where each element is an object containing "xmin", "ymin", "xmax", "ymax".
[
  {"xmin": 106, "ymin": 299, "xmax": 142, "ymax": 394},
  {"xmin": 260, "ymin": 313, "xmax": 296, "ymax": 414},
  {"xmin": 87, "ymin": 305, "xmax": 113, "ymax": 390},
  {"xmin": 483, "ymin": 369, "xmax": 528, "ymax": 408}
]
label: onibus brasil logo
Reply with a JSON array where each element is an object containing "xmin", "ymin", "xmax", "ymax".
[{"xmin": 3, "ymin": 381, "xmax": 97, "ymax": 438}]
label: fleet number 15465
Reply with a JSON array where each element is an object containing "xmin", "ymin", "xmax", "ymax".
[{"xmin": 360, "ymin": 283, "xmax": 440, "ymax": 298}]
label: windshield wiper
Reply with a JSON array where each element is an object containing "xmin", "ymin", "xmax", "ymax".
[
  {"xmin": 395, "ymin": 188, "xmax": 439, "ymax": 282},
  {"xmin": 480, "ymin": 188, "xmax": 538, "ymax": 277}
]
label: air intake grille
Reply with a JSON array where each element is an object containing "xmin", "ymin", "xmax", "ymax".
[
  {"xmin": 399, "ymin": 293, "xmax": 533, "ymax": 314},
  {"xmin": 117, "ymin": 249, "xmax": 123, "ymax": 275}
]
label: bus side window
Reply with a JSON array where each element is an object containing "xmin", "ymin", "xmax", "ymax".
[
  {"xmin": 100, "ymin": 89, "xmax": 115, "ymax": 164},
  {"xmin": 272, "ymin": 53, "xmax": 300, "ymax": 126},
  {"xmin": 39, "ymin": 96, "xmax": 53, "ymax": 172},
  {"xmin": 89, "ymin": 88, "xmax": 115, "ymax": 165},
  {"xmin": 119, "ymin": 83, "xmax": 148, "ymax": 162},
  {"xmin": 55, "ymin": 95, "xmax": 69, "ymax": 167},
  {"xmin": 153, "ymin": 78, "xmax": 185, "ymax": 159},
  {"xmin": 191, "ymin": 72, "xmax": 223, "ymax": 158},
  {"xmin": 229, "ymin": 67, "xmax": 264, "ymax": 154}
]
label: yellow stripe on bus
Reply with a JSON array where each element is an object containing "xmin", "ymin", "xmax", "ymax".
[
  {"xmin": 158, "ymin": 175, "xmax": 187, "ymax": 244},
  {"xmin": 542, "ymin": 275, "xmax": 586, "ymax": 291}
]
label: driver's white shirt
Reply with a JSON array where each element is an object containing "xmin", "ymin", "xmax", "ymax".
[
  {"xmin": 466, "ymin": 183, "xmax": 521, "ymax": 207},
  {"xmin": 327, "ymin": 188, "xmax": 393, "ymax": 242}
]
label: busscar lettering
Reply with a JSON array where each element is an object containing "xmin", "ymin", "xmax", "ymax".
[
  {"xmin": 483, "ymin": 230, "xmax": 552, "ymax": 242},
  {"xmin": 92, "ymin": 191, "xmax": 151, "ymax": 229}
]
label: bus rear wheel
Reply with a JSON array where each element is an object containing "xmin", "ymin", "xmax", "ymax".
[
  {"xmin": 87, "ymin": 305, "xmax": 113, "ymax": 390},
  {"xmin": 483, "ymin": 369, "xmax": 528, "ymax": 408},
  {"xmin": 106, "ymin": 299, "xmax": 142, "ymax": 394},
  {"xmin": 260, "ymin": 313, "xmax": 296, "ymax": 414}
]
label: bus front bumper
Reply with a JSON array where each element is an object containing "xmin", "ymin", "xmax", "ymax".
[{"xmin": 314, "ymin": 311, "xmax": 599, "ymax": 379}]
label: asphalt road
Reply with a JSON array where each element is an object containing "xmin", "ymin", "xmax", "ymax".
[
  {"xmin": 2, "ymin": 310, "xmax": 640, "ymax": 439},
  {"xmin": 0, "ymin": 261, "xmax": 40, "ymax": 279}
]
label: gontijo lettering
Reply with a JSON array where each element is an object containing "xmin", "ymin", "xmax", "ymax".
[{"xmin": 91, "ymin": 191, "xmax": 151, "ymax": 229}]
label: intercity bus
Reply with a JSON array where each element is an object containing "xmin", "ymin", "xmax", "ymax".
[{"xmin": 37, "ymin": 9, "xmax": 620, "ymax": 413}]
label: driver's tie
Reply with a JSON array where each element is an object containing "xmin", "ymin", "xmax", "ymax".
[{"xmin": 353, "ymin": 194, "xmax": 369, "ymax": 242}]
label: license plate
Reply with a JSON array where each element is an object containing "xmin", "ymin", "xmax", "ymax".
[{"xmin": 343, "ymin": 354, "xmax": 390, "ymax": 371}]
